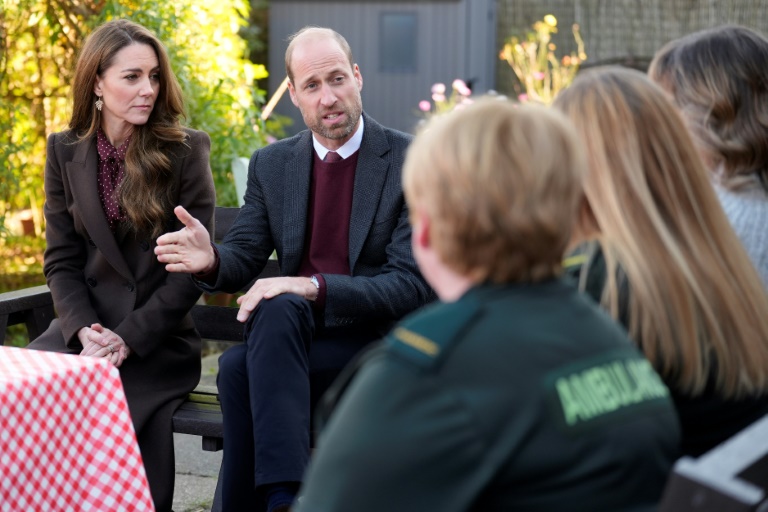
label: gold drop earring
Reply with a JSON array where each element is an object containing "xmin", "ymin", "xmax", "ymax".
[{"xmin": 95, "ymin": 95, "xmax": 104, "ymax": 111}]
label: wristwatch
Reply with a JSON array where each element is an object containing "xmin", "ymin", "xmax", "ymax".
[{"xmin": 310, "ymin": 275, "xmax": 320, "ymax": 291}]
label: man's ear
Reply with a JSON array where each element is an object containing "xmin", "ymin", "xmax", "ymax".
[
  {"xmin": 287, "ymin": 81, "xmax": 299, "ymax": 107},
  {"xmin": 412, "ymin": 209, "xmax": 431, "ymax": 251},
  {"xmin": 353, "ymin": 64, "xmax": 363, "ymax": 92}
]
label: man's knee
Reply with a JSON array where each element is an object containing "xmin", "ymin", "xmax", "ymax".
[
  {"xmin": 253, "ymin": 293, "xmax": 312, "ymax": 318},
  {"xmin": 218, "ymin": 344, "xmax": 247, "ymax": 392},
  {"xmin": 244, "ymin": 293, "xmax": 315, "ymax": 337}
]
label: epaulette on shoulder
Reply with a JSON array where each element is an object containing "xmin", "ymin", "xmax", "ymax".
[
  {"xmin": 385, "ymin": 298, "xmax": 481, "ymax": 369},
  {"xmin": 562, "ymin": 253, "xmax": 588, "ymax": 272}
]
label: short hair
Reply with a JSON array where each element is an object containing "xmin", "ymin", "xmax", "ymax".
[
  {"xmin": 649, "ymin": 25, "xmax": 768, "ymax": 189},
  {"xmin": 68, "ymin": 19, "xmax": 187, "ymax": 237},
  {"xmin": 554, "ymin": 66, "xmax": 768, "ymax": 398},
  {"xmin": 402, "ymin": 98, "xmax": 585, "ymax": 284},
  {"xmin": 285, "ymin": 27, "xmax": 355, "ymax": 83}
]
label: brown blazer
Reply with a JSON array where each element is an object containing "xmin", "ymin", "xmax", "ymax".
[{"xmin": 29, "ymin": 128, "xmax": 215, "ymax": 510}]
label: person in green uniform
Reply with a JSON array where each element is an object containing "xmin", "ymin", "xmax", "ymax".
[{"xmin": 294, "ymin": 98, "xmax": 681, "ymax": 512}]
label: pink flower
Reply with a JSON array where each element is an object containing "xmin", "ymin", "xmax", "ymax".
[
  {"xmin": 533, "ymin": 71, "xmax": 546, "ymax": 80},
  {"xmin": 432, "ymin": 93, "xmax": 446, "ymax": 103},
  {"xmin": 518, "ymin": 93, "xmax": 529, "ymax": 102},
  {"xmin": 431, "ymin": 83, "xmax": 446, "ymax": 94},
  {"xmin": 452, "ymin": 79, "xmax": 471, "ymax": 96},
  {"xmin": 418, "ymin": 100, "xmax": 431, "ymax": 112},
  {"xmin": 266, "ymin": 135, "xmax": 277, "ymax": 144}
]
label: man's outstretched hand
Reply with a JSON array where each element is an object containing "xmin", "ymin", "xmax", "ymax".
[{"xmin": 155, "ymin": 205, "xmax": 215, "ymax": 274}]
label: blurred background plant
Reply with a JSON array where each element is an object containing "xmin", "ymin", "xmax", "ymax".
[
  {"xmin": 417, "ymin": 79, "xmax": 474, "ymax": 118},
  {"xmin": 499, "ymin": 14, "xmax": 587, "ymax": 104}
]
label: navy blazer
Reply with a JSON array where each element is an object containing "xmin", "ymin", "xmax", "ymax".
[{"xmin": 202, "ymin": 113, "xmax": 434, "ymax": 328}]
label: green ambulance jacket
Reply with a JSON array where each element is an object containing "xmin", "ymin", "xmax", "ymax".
[{"xmin": 296, "ymin": 279, "xmax": 681, "ymax": 512}]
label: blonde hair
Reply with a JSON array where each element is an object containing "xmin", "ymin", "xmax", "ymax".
[
  {"xmin": 70, "ymin": 19, "xmax": 187, "ymax": 238},
  {"xmin": 403, "ymin": 98, "xmax": 585, "ymax": 284},
  {"xmin": 554, "ymin": 67, "xmax": 768, "ymax": 398},
  {"xmin": 649, "ymin": 25, "xmax": 768, "ymax": 191}
]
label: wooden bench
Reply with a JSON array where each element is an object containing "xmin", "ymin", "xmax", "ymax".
[{"xmin": 0, "ymin": 206, "xmax": 274, "ymax": 452}]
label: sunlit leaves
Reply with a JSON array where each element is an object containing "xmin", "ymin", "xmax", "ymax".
[{"xmin": 1, "ymin": 0, "xmax": 100, "ymax": 230}]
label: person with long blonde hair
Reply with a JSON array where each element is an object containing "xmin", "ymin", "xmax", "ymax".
[
  {"xmin": 649, "ymin": 25, "xmax": 768, "ymax": 288},
  {"xmin": 555, "ymin": 67, "xmax": 768, "ymax": 456}
]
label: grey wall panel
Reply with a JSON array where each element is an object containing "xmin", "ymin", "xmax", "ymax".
[{"xmin": 268, "ymin": 1, "xmax": 495, "ymax": 136}]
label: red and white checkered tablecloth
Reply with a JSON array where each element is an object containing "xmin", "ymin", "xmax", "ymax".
[{"xmin": 0, "ymin": 346, "xmax": 154, "ymax": 511}]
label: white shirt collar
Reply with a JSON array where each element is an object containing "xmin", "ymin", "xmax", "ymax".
[{"xmin": 313, "ymin": 116, "xmax": 365, "ymax": 160}]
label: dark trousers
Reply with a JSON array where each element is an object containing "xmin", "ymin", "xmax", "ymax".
[{"xmin": 216, "ymin": 293, "xmax": 380, "ymax": 511}]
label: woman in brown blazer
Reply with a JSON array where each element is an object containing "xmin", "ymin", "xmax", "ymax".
[{"xmin": 28, "ymin": 19, "xmax": 215, "ymax": 511}]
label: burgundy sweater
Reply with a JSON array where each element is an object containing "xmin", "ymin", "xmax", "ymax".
[
  {"xmin": 200, "ymin": 150, "xmax": 358, "ymax": 311},
  {"xmin": 297, "ymin": 150, "xmax": 359, "ymax": 307}
]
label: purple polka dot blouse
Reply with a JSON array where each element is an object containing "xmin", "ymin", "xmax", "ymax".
[{"xmin": 96, "ymin": 130, "xmax": 130, "ymax": 231}]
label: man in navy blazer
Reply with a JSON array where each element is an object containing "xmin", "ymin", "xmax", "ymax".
[{"xmin": 156, "ymin": 26, "xmax": 433, "ymax": 512}]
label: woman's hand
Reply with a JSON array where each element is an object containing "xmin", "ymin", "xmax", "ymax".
[{"xmin": 78, "ymin": 323, "xmax": 132, "ymax": 367}]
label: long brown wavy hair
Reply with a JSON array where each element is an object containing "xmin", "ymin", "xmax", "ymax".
[
  {"xmin": 70, "ymin": 19, "xmax": 187, "ymax": 237},
  {"xmin": 649, "ymin": 25, "xmax": 768, "ymax": 192},
  {"xmin": 554, "ymin": 67, "xmax": 768, "ymax": 399}
]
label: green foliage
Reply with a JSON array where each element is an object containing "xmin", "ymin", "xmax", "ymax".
[
  {"xmin": 1, "ymin": 0, "xmax": 84, "ymax": 234},
  {"xmin": 0, "ymin": 235, "xmax": 46, "ymax": 292}
]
